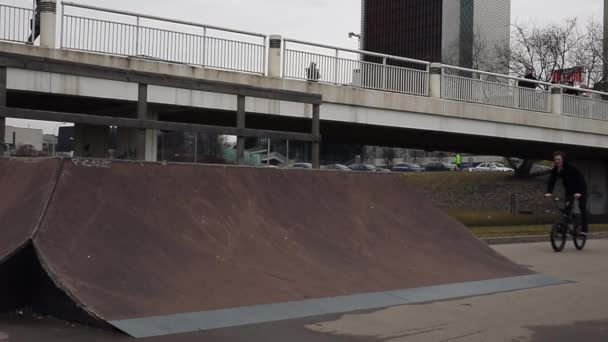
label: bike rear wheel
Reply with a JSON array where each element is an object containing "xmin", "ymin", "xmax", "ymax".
[
  {"xmin": 572, "ymin": 223, "xmax": 587, "ymax": 250},
  {"xmin": 550, "ymin": 223, "xmax": 567, "ymax": 252}
]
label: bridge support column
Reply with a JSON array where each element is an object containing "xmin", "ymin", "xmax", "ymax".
[
  {"xmin": 571, "ymin": 160, "xmax": 608, "ymax": 216},
  {"xmin": 429, "ymin": 63, "xmax": 442, "ymax": 98},
  {"xmin": 0, "ymin": 66, "xmax": 6, "ymax": 154},
  {"xmin": 312, "ymin": 104, "xmax": 320, "ymax": 169},
  {"xmin": 268, "ymin": 35, "xmax": 282, "ymax": 78},
  {"xmin": 136, "ymin": 84, "xmax": 157, "ymax": 162},
  {"xmin": 236, "ymin": 95, "xmax": 246, "ymax": 165},
  {"xmin": 40, "ymin": 0, "xmax": 57, "ymax": 48},
  {"xmin": 551, "ymin": 86, "xmax": 562, "ymax": 114}
]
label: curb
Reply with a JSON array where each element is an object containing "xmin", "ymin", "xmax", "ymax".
[{"xmin": 483, "ymin": 232, "xmax": 608, "ymax": 245}]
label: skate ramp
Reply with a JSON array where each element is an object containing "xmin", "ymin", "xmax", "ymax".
[
  {"xmin": 0, "ymin": 159, "xmax": 564, "ymax": 338},
  {"xmin": 0, "ymin": 158, "xmax": 59, "ymax": 261}
]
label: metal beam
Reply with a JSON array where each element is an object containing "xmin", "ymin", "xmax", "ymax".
[
  {"xmin": 0, "ymin": 107, "xmax": 321, "ymax": 142},
  {"xmin": 0, "ymin": 52, "xmax": 323, "ymax": 105},
  {"xmin": 311, "ymin": 104, "xmax": 321, "ymax": 169},
  {"xmin": 236, "ymin": 95, "xmax": 246, "ymax": 165}
]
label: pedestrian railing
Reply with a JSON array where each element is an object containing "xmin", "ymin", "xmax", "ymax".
[
  {"xmin": 0, "ymin": 3, "xmax": 33, "ymax": 43},
  {"xmin": 562, "ymin": 87, "xmax": 608, "ymax": 121},
  {"xmin": 5, "ymin": 1, "xmax": 608, "ymax": 123},
  {"xmin": 441, "ymin": 65, "xmax": 551, "ymax": 113},
  {"xmin": 60, "ymin": 2, "xmax": 267, "ymax": 75},
  {"xmin": 283, "ymin": 38, "xmax": 429, "ymax": 96}
]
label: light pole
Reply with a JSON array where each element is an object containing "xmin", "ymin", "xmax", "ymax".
[{"xmin": 348, "ymin": 32, "xmax": 361, "ymax": 49}]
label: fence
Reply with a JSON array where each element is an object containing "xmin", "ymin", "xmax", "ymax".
[
  {"xmin": 441, "ymin": 65, "xmax": 551, "ymax": 113},
  {"xmin": 0, "ymin": 3, "xmax": 33, "ymax": 43},
  {"xmin": 60, "ymin": 2, "xmax": 267, "ymax": 74},
  {"xmin": 283, "ymin": 39, "xmax": 429, "ymax": 96},
  {"xmin": 562, "ymin": 88, "xmax": 608, "ymax": 121}
]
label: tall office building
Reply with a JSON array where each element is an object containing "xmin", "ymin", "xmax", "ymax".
[{"xmin": 361, "ymin": 0, "xmax": 511, "ymax": 71}]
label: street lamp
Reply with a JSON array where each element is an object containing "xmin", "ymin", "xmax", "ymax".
[{"xmin": 348, "ymin": 32, "xmax": 361, "ymax": 39}]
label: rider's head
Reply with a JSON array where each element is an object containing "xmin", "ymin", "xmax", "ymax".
[{"xmin": 553, "ymin": 151, "xmax": 566, "ymax": 168}]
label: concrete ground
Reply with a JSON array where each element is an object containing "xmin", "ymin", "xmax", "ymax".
[
  {"xmin": 1, "ymin": 240, "xmax": 607, "ymax": 342},
  {"xmin": 307, "ymin": 239, "xmax": 608, "ymax": 342}
]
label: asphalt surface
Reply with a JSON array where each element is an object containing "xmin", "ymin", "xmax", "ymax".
[{"xmin": 1, "ymin": 240, "xmax": 608, "ymax": 341}]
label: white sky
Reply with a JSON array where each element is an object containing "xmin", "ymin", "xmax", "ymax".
[{"xmin": 3, "ymin": 0, "xmax": 605, "ymax": 133}]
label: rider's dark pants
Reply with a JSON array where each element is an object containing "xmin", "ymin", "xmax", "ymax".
[{"xmin": 565, "ymin": 194, "xmax": 589, "ymax": 232}]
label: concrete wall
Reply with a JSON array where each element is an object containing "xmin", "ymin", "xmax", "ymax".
[{"xmin": 4, "ymin": 126, "xmax": 43, "ymax": 150}]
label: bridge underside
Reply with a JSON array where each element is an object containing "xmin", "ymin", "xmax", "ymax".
[{"xmin": 7, "ymin": 90, "xmax": 608, "ymax": 161}]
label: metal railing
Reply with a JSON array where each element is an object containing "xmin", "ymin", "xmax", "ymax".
[
  {"xmin": 60, "ymin": 2, "xmax": 267, "ymax": 74},
  {"xmin": 441, "ymin": 65, "xmax": 551, "ymax": 112},
  {"xmin": 0, "ymin": 3, "xmax": 34, "ymax": 43},
  {"xmin": 283, "ymin": 38, "xmax": 429, "ymax": 96},
  {"xmin": 562, "ymin": 87, "xmax": 608, "ymax": 121}
]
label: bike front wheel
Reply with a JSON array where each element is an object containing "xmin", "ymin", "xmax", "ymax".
[{"xmin": 550, "ymin": 223, "xmax": 567, "ymax": 252}]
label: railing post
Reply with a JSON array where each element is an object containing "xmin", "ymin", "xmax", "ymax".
[
  {"xmin": 40, "ymin": 0, "xmax": 57, "ymax": 48},
  {"xmin": 551, "ymin": 86, "xmax": 563, "ymax": 115},
  {"xmin": 334, "ymin": 49, "xmax": 339, "ymax": 85},
  {"xmin": 202, "ymin": 27, "xmax": 207, "ymax": 67},
  {"xmin": 135, "ymin": 16, "xmax": 140, "ymax": 56},
  {"xmin": 382, "ymin": 56, "xmax": 387, "ymax": 90},
  {"xmin": 268, "ymin": 34, "xmax": 282, "ymax": 78},
  {"xmin": 429, "ymin": 63, "xmax": 442, "ymax": 98},
  {"xmin": 514, "ymin": 83, "xmax": 520, "ymax": 109},
  {"xmin": 59, "ymin": 2, "xmax": 64, "ymax": 48}
]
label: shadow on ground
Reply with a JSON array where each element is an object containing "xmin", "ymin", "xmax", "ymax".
[{"xmin": 524, "ymin": 320, "xmax": 608, "ymax": 342}]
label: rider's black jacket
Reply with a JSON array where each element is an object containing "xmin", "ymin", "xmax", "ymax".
[{"xmin": 547, "ymin": 162, "xmax": 588, "ymax": 196}]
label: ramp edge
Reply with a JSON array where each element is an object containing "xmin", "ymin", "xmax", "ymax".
[{"xmin": 109, "ymin": 274, "xmax": 568, "ymax": 338}]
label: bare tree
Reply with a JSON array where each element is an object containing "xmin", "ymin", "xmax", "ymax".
[{"xmin": 382, "ymin": 148, "xmax": 396, "ymax": 169}]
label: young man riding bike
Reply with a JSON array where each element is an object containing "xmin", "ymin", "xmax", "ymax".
[{"xmin": 544, "ymin": 151, "xmax": 589, "ymax": 236}]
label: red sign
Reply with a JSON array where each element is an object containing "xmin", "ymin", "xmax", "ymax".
[{"xmin": 551, "ymin": 67, "xmax": 584, "ymax": 84}]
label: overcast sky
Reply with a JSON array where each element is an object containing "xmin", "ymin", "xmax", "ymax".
[{"xmin": 4, "ymin": 0, "xmax": 605, "ymax": 133}]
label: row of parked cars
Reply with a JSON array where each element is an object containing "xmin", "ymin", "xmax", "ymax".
[{"xmin": 290, "ymin": 162, "xmax": 516, "ymax": 173}]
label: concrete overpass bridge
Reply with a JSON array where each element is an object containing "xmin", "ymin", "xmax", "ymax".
[{"xmin": 1, "ymin": 1, "xmax": 608, "ymax": 213}]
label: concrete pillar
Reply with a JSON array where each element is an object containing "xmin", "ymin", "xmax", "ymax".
[
  {"xmin": 73, "ymin": 124, "xmax": 110, "ymax": 158},
  {"xmin": 40, "ymin": 0, "xmax": 57, "ymax": 49},
  {"xmin": 144, "ymin": 128, "xmax": 158, "ymax": 162},
  {"xmin": 311, "ymin": 104, "xmax": 320, "ymax": 169},
  {"xmin": 0, "ymin": 66, "xmax": 6, "ymax": 154},
  {"xmin": 236, "ymin": 95, "xmax": 246, "ymax": 165},
  {"xmin": 551, "ymin": 86, "xmax": 562, "ymax": 115},
  {"xmin": 571, "ymin": 160, "xmax": 608, "ymax": 215},
  {"xmin": 429, "ymin": 63, "xmax": 442, "ymax": 98},
  {"xmin": 268, "ymin": 35, "xmax": 282, "ymax": 78}
]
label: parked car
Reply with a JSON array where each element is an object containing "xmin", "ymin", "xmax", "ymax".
[
  {"xmin": 322, "ymin": 164, "xmax": 351, "ymax": 171},
  {"xmin": 291, "ymin": 163, "xmax": 312, "ymax": 169},
  {"xmin": 468, "ymin": 163, "xmax": 514, "ymax": 172},
  {"xmin": 375, "ymin": 167, "xmax": 392, "ymax": 173},
  {"xmin": 424, "ymin": 162, "xmax": 457, "ymax": 172},
  {"xmin": 531, "ymin": 164, "xmax": 552, "ymax": 173},
  {"xmin": 392, "ymin": 163, "xmax": 424, "ymax": 172},
  {"xmin": 349, "ymin": 164, "xmax": 377, "ymax": 172}
]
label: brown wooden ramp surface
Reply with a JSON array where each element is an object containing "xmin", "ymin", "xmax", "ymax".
[
  {"xmin": 0, "ymin": 158, "xmax": 59, "ymax": 261},
  {"xmin": 0, "ymin": 159, "xmax": 553, "ymax": 338}
]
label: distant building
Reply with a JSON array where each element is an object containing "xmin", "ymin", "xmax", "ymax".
[
  {"xmin": 361, "ymin": 0, "xmax": 510, "ymax": 71},
  {"xmin": 3, "ymin": 126, "xmax": 43, "ymax": 151}
]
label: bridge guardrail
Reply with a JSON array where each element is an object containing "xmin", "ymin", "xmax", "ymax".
[
  {"xmin": 282, "ymin": 38, "xmax": 430, "ymax": 96},
  {"xmin": 562, "ymin": 86, "xmax": 608, "ymax": 121},
  {"xmin": 441, "ymin": 65, "xmax": 552, "ymax": 113},
  {"xmin": 60, "ymin": 2, "xmax": 267, "ymax": 75},
  {"xmin": 0, "ymin": 3, "xmax": 34, "ymax": 44}
]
